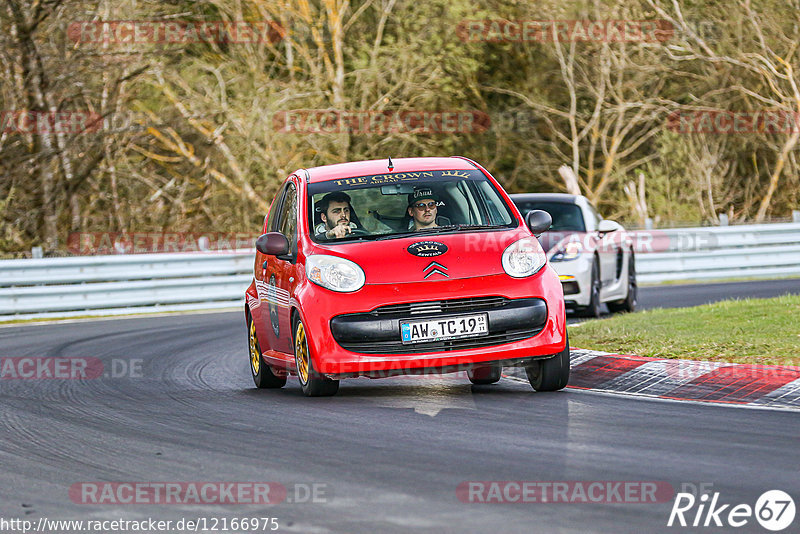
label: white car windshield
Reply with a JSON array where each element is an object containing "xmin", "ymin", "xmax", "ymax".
[
  {"xmin": 515, "ymin": 201, "xmax": 586, "ymax": 232},
  {"xmin": 308, "ymin": 169, "xmax": 517, "ymax": 242}
]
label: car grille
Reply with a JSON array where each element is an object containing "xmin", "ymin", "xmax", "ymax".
[
  {"xmin": 335, "ymin": 327, "xmax": 541, "ymax": 354},
  {"xmin": 331, "ymin": 296, "xmax": 547, "ymax": 355},
  {"xmin": 369, "ymin": 296, "xmax": 509, "ymax": 316}
]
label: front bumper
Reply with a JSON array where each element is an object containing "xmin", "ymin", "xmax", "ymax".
[
  {"xmin": 296, "ymin": 268, "xmax": 566, "ymax": 377},
  {"xmin": 549, "ymin": 255, "xmax": 593, "ymax": 307}
]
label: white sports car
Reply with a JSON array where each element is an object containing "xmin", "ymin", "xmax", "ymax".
[{"xmin": 511, "ymin": 193, "xmax": 637, "ymax": 317}]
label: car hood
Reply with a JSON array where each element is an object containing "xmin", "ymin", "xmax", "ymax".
[{"xmin": 308, "ymin": 229, "xmax": 534, "ymax": 284}]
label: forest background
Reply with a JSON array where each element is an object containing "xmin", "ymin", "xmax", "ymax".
[{"xmin": 2, "ymin": 0, "xmax": 800, "ymax": 255}]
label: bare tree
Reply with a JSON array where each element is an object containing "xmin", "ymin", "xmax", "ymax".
[
  {"xmin": 1, "ymin": 0, "xmax": 148, "ymax": 250},
  {"xmin": 646, "ymin": 0, "xmax": 800, "ymax": 221}
]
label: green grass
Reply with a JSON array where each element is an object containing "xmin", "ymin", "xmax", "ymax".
[{"xmin": 570, "ymin": 294, "xmax": 800, "ymax": 366}]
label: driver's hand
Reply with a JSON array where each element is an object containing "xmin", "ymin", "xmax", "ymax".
[{"xmin": 327, "ymin": 222, "xmax": 351, "ymax": 239}]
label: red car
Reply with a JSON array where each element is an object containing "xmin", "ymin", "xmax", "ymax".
[{"xmin": 244, "ymin": 157, "xmax": 568, "ymax": 396}]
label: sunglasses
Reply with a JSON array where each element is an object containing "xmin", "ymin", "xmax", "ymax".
[{"xmin": 413, "ymin": 201, "xmax": 437, "ymax": 210}]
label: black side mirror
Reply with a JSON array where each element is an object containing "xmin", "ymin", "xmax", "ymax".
[
  {"xmin": 255, "ymin": 232, "xmax": 290, "ymax": 256},
  {"xmin": 525, "ymin": 210, "xmax": 552, "ymax": 236}
]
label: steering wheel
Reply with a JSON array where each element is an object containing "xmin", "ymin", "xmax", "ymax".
[{"xmin": 348, "ymin": 229, "xmax": 371, "ymax": 236}]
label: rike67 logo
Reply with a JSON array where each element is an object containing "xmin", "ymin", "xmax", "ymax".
[{"xmin": 668, "ymin": 489, "xmax": 795, "ymax": 531}]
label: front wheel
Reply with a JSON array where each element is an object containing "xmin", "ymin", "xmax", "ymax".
[
  {"xmin": 248, "ymin": 313, "xmax": 287, "ymax": 389},
  {"xmin": 293, "ymin": 317, "xmax": 339, "ymax": 397},
  {"xmin": 525, "ymin": 331, "xmax": 570, "ymax": 392}
]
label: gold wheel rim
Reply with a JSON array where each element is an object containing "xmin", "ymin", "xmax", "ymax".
[
  {"xmin": 295, "ymin": 321, "xmax": 309, "ymax": 384},
  {"xmin": 249, "ymin": 320, "xmax": 260, "ymax": 375}
]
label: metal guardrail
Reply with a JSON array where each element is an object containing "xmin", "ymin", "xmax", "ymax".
[
  {"xmin": 0, "ymin": 252, "xmax": 254, "ymax": 320},
  {"xmin": 0, "ymin": 222, "xmax": 798, "ymax": 319},
  {"xmin": 635, "ymin": 222, "xmax": 800, "ymax": 283}
]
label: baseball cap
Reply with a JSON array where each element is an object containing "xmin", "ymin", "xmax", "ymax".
[{"xmin": 408, "ymin": 187, "xmax": 440, "ymax": 207}]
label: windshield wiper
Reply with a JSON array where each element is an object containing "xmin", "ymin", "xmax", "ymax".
[
  {"xmin": 413, "ymin": 225, "xmax": 460, "ymax": 234},
  {"xmin": 451, "ymin": 224, "xmax": 509, "ymax": 231},
  {"xmin": 373, "ymin": 224, "xmax": 509, "ymax": 240},
  {"xmin": 374, "ymin": 231, "xmax": 420, "ymax": 241}
]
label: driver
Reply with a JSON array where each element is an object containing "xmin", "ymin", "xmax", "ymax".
[
  {"xmin": 315, "ymin": 192, "xmax": 360, "ymax": 240},
  {"xmin": 407, "ymin": 187, "xmax": 441, "ymax": 231}
]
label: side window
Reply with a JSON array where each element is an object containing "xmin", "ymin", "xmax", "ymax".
[
  {"xmin": 277, "ymin": 183, "xmax": 298, "ymax": 253},
  {"xmin": 266, "ymin": 182, "xmax": 289, "ymax": 232},
  {"xmin": 471, "ymin": 181, "xmax": 514, "ymax": 225}
]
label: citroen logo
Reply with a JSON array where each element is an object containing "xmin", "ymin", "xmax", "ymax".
[{"xmin": 423, "ymin": 261, "xmax": 449, "ymax": 279}]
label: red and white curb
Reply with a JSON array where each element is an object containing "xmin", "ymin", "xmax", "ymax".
[{"xmin": 506, "ymin": 349, "xmax": 800, "ymax": 411}]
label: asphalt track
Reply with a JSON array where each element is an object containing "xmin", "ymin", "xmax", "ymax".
[
  {"xmin": 577, "ymin": 277, "xmax": 800, "ymax": 318},
  {"xmin": 637, "ymin": 278, "xmax": 800, "ymax": 310},
  {"xmin": 1, "ymin": 279, "xmax": 799, "ymax": 533}
]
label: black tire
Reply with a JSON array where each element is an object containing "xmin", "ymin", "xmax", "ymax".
[
  {"xmin": 607, "ymin": 253, "xmax": 637, "ymax": 314},
  {"xmin": 293, "ymin": 316, "xmax": 339, "ymax": 397},
  {"xmin": 576, "ymin": 258, "xmax": 601, "ymax": 318},
  {"xmin": 525, "ymin": 330, "xmax": 570, "ymax": 392},
  {"xmin": 467, "ymin": 365, "xmax": 502, "ymax": 385},
  {"xmin": 247, "ymin": 313, "xmax": 287, "ymax": 389}
]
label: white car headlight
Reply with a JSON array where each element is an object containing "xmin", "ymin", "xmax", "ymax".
[
  {"xmin": 306, "ymin": 254, "xmax": 365, "ymax": 292},
  {"xmin": 502, "ymin": 237, "xmax": 547, "ymax": 278},
  {"xmin": 551, "ymin": 241, "xmax": 583, "ymax": 261}
]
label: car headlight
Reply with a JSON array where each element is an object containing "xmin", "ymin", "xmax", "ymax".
[
  {"xmin": 502, "ymin": 237, "xmax": 547, "ymax": 278},
  {"xmin": 551, "ymin": 241, "xmax": 583, "ymax": 261},
  {"xmin": 306, "ymin": 254, "xmax": 365, "ymax": 292}
]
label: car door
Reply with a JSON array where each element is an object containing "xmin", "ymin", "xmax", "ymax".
[
  {"xmin": 262, "ymin": 179, "xmax": 299, "ymax": 355},
  {"xmin": 587, "ymin": 203, "xmax": 621, "ymax": 292},
  {"xmin": 254, "ymin": 181, "xmax": 288, "ymax": 356}
]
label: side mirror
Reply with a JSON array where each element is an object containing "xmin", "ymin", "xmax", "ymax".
[
  {"xmin": 525, "ymin": 210, "xmax": 552, "ymax": 236},
  {"xmin": 597, "ymin": 220, "xmax": 621, "ymax": 234},
  {"xmin": 255, "ymin": 232, "xmax": 290, "ymax": 256}
]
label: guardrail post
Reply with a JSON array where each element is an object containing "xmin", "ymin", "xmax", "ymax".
[
  {"xmin": 717, "ymin": 213, "xmax": 729, "ymax": 226},
  {"xmin": 793, "ymin": 210, "xmax": 800, "ymax": 223}
]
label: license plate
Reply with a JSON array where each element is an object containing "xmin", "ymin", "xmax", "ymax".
[{"xmin": 400, "ymin": 314, "xmax": 488, "ymax": 344}]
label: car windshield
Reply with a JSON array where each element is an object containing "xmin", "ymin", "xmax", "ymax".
[
  {"xmin": 308, "ymin": 169, "xmax": 517, "ymax": 242},
  {"xmin": 514, "ymin": 201, "xmax": 586, "ymax": 232}
]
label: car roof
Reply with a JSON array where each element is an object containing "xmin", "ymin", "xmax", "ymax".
[
  {"xmin": 509, "ymin": 193, "xmax": 585, "ymax": 204},
  {"xmin": 298, "ymin": 157, "xmax": 478, "ymax": 183}
]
